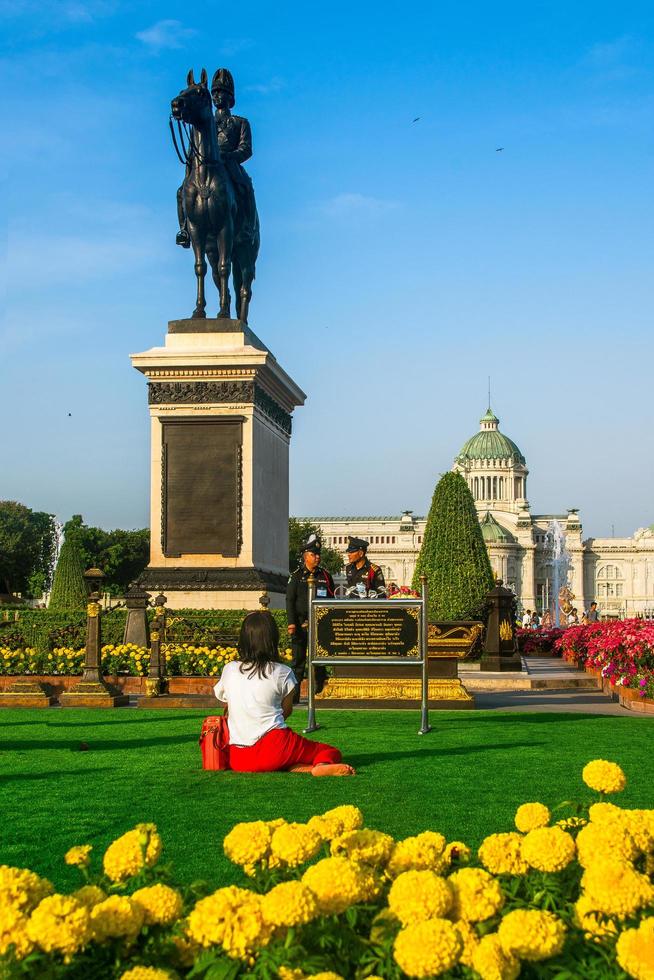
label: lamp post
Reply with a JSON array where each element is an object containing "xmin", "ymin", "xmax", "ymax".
[{"xmin": 146, "ymin": 593, "xmax": 167, "ymax": 696}]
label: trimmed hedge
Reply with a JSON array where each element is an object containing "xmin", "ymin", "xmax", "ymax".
[
  {"xmin": 0, "ymin": 607, "xmax": 289, "ymax": 653},
  {"xmin": 48, "ymin": 532, "xmax": 87, "ymax": 611},
  {"xmin": 412, "ymin": 471, "xmax": 494, "ymax": 621}
]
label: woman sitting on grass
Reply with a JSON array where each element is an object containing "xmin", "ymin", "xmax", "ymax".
[{"xmin": 214, "ymin": 611, "xmax": 355, "ymax": 776}]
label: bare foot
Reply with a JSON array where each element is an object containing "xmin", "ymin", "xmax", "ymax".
[
  {"xmin": 288, "ymin": 764, "xmax": 314, "ymax": 774},
  {"xmin": 311, "ymin": 763, "xmax": 356, "ymax": 777}
]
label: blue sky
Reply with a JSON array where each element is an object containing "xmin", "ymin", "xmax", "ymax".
[{"xmin": 2, "ymin": 0, "xmax": 653, "ymax": 538}]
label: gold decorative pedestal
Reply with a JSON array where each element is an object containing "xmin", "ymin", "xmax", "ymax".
[
  {"xmin": 0, "ymin": 679, "xmax": 55, "ymax": 708},
  {"xmin": 316, "ymin": 676, "xmax": 473, "ymax": 709}
]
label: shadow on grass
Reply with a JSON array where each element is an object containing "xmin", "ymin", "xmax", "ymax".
[
  {"xmin": 0, "ymin": 734, "xmax": 196, "ymax": 752},
  {"xmin": 347, "ymin": 740, "xmax": 544, "ymax": 766},
  {"xmin": 0, "ymin": 768, "xmax": 112, "ymax": 782}
]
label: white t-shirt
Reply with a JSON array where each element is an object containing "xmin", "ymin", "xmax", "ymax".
[{"xmin": 213, "ymin": 660, "xmax": 297, "ymax": 747}]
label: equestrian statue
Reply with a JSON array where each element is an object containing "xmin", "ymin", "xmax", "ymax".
[{"xmin": 171, "ymin": 68, "xmax": 260, "ymax": 323}]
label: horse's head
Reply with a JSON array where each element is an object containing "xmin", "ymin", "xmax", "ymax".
[{"xmin": 171, "ymin": 68, "xmax": 212, "ymax": 126}]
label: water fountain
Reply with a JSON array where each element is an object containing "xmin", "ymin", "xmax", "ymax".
[{"xmin": 544, "ymin": 520, "xmax": 572, "ymax": 627}]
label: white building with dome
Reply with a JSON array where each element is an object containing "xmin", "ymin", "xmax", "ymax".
[{"xmin": 305, "ymin": 406, "xmax": 654, "ymax": 618}]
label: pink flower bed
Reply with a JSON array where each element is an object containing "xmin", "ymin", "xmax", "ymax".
[
  {"xmin": 516, "ymin": 627, "xmax": 565, "ymax": 654},
  {"xmin": 555, "ymin": 619, "xmax": 654, "ymax": 698}
]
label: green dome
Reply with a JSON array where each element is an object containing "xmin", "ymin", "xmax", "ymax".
[
  {"xmin": 480, "ymin": 511, "xmax": 516, "ymax": 543},
  {"xmin": 457, "ymin": 407, "xmax": 525, "ymax": 465}
]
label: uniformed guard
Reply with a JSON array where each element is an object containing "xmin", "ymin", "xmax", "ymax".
[
  {"xmin": 345, "ymin": 537, "xmax": 386, "ymax": 596},
  {"xmin": 286, "ymin": 534, "xmax": 334, "ymax": 701}
]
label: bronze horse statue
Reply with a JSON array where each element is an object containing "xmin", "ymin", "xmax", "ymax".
[{"xmin": 171, "ymin": 69, "xmax": 259, "ymax": 323}]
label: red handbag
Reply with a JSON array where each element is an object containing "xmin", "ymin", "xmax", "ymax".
[{"xmin": 199, "ymin": 714, "xmax": 230, "ymax": 770}]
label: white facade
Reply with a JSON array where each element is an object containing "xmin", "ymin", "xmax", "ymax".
[{"xmin": 305, "ymin": 409, "xmax": 654, "ymax": 618}]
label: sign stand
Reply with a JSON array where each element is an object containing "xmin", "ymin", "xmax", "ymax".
[{"xmin": 304, "ymin": 574, "xmax": 431, "ymax": 736}]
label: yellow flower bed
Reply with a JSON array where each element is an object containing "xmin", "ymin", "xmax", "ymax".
[
  {"xmin": 1, "ymin": 760, "xmax": 653, "ymax": 978},
  {"xmin": 0, "ymin": 643, "xmax": 292, "ymax": 677}
]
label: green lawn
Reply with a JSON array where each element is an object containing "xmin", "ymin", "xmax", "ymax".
[{"xmin": 1, "ymin": 708, "xmax": 652, "ymax": 892}]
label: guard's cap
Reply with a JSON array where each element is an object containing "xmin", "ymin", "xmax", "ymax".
[
  {"xmin": 346, "ymin": 536, "xmax": 368, "ymax": 553},
  {"xmin": 301, "ymin": 533, "xmax": 321, "ymax": 556}
]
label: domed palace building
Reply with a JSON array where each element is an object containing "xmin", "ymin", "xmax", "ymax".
[{"xmin": 306, "ymin": 406, "xmax": 654, "ymax": 617}]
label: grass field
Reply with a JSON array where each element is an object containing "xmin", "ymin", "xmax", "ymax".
[{"xmin": 1, "ymin": 708, "xmax": 652, "ymax": 892}]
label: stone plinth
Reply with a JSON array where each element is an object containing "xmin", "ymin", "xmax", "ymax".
[
  {"xmin": 0, "ymin": 679, "xmax": 55, "ymax": 708},
  {"xmin": 131, "ymin": 319, "xmax": 305, "ymax": 609},
  {"xmin": 59, "ymin": 680, "xmax": 129, "ymax": 708}
]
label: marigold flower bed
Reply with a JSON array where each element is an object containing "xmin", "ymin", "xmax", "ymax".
[
  {"xmin": 2, "ymin": 761, "xmax": 653, "ymax": 978},
  {"xmin": 556, "ymin": 619, "xmax": 654, "ymax": 700},
  {"xmin": 0, "ymin": 644, "xmax": 292, "ymax": 678}
]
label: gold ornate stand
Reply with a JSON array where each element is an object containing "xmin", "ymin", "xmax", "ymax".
[{"xmin": 317, "ymin": 676, "xmax": 473, "ymax": 708}]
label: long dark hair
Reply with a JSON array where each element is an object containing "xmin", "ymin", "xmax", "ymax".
[{"xmin": 238, "ymin": 612, "xmax": 280, "ymax": 679}]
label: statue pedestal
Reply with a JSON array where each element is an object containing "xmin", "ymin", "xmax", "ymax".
[{"xmin": 130, "ymin": 319, "xmax": 306, "ymax": 610}]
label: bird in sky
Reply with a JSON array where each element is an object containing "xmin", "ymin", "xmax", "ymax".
[
  {"xmin": 412, "ymin": 116, "xmax": 421, "ymax": 123},
  {"xmin": 68, "ymin": 413, "xmax": 72, "ymax": 417},
  {"xmin": 496, "ymin": 147, "xmax": 504, "ymax": 152}
]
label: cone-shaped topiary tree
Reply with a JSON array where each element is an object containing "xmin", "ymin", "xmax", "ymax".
[
  {"xmin": 412, "ymin": 471, "xmax": 494, "ymax": 621},
  {"xmin": 48, "ymin": 527, "xmax": 87, "ymax": 611}
]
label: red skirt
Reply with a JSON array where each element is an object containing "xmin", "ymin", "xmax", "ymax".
[{"xmin": 229, "ymin": 726, "xmax": 342, "ymax": 773}]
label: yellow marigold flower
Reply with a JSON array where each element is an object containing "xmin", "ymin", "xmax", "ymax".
[
  {"xmin": 514, "ymin": 801, "xmax": 550, "ymax": 833},
  {"xmin": 521, "ymin": 826, "xmax": 576, "ymax": 873},
  {"xmin": 388, "ymin": 870, "xmax": 453, "ymax": 926},
  {"xmin": 588, "ymin": 801, "xmax": 622, "ymax": 823},
  {"xmin": 576, "ymin": 820, "xmax": 638, "ymax": 868},
  {"xmin": 119, "ymin": 969, "xmax": 175, "ymax": 980},
  {"xmin": 583, "ymin": 759, "xmax": 626, "ymax": 794},
  {"xmin": 387, "ymin": 831, "xmax": 447, "ymax": 878},
  {"xmin": 271, "ymin": 823, "xmax": 321, "ymax": 867},
  {"xmin": 624, "ymin": 809, "xmax": 654, "ymax": 854},
  {"xmin": 302, "ymin": 856, "xmax": 367, "ymax": 915},
  {"xmin": 277, "ymin": 968, "xmax": 305, "ymax": 980},
  {"xmin": 555, "ymin": 816, "xmax": 587, "ymax": 832},
  {"xmin": 27, "ymin": 894, "xmax": 91, "ymax": 957},
  {"xmin": 581, "ymin": 860, "xmax": 654, "ymax": 918},
  {"xmin": 0, "ymin": 865, "xmax": 53, "ymax": 912},
  {"xmin": 498, "ymin": 908, "xmax": 565, "ymax": 961},
  {"xmin": 0, "ymin": 903, "xmax": 34, "ymax": 959},
  {"xmin": 260, "ymin": 880, "xmax": 318, "ymax": 928},
  {"xmin": 393, "ymin": 918, "xmax": 462, "ymax": 977},
  {"xmin": 330, "ymin": 828, "xmax": 394, "ymax": 867},
  {"xmin": 478, "ymin": 833, "xmax": 529, "ymax": 876},
  {"xmin": 472, "ymin": 933, "xmax": 520, "ymax": 980},
  {"xmin": 64, "ymin": 844, "xmax": 92, "ymax": 868},
  {"xmin": 131, "ymin": 884, "xmax": 183, "ymax": 926},
  {"xmin": 306, "ymin": 974, "xmax": 345, "ymax": 980},
  {"xmin": 357, "ymin": 864, "xmax": 383, "ymax": 902},
  {"xmin": 616, "ymin": 918, "xmax": 654, "ymax": 980},
  {"xmin": 448, "ymin": 868, "xmax": 504, "ymax": 923},
  {"xmin": 319, "ymin": 804, "xmax": 363, "ymax": 835},
  {"xmin": 454, "ymin": 919, "xmax": 479, "ymax": 967},
  {"xmin": 72, "ymin": 885, "xmax": 106, "ymax": 909},
  {"xmin": 443, "ymin": 840, "xmax": 470, "ymax": 866},
  {"xmin": 102, "ymin": 823, "xmax": 161, "ymax": 882},
  {"xmin": 187, "ymin": 886, "xmax": 269, "ymax": 958},
  {"xmin": 307, "ymin": 814, "xmax": 343, "ymax": 840},
  {"xmin": 90, "ymin": 894, "xmax": 144, "ymax": 941},
  {"xmin": 573, "ymin": 895, "xmax": 618, "ymax": 941}
]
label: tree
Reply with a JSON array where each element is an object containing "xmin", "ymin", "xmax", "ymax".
[
  {"xmin": 0, "ymin": 501, "xmax": 57, "ymax": 598},
  {"xmin": 289, "ymin": 518, "xmax": 344, "ymax": 576},
  {"xmin": 412, "ymin": 472, "xmax": 494, "ymax": 621},
  {"xmin": 48, "ymin": 525, "xmax": 88, "ymax": 611},
  {"xmin": 60, "ymin": 516, "xmax": 150, "ymax": 595}
]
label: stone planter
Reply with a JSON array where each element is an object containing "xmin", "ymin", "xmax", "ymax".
[{"xmin": 619, "ymin": 691, "xmax": 654, "ymax": 714}]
